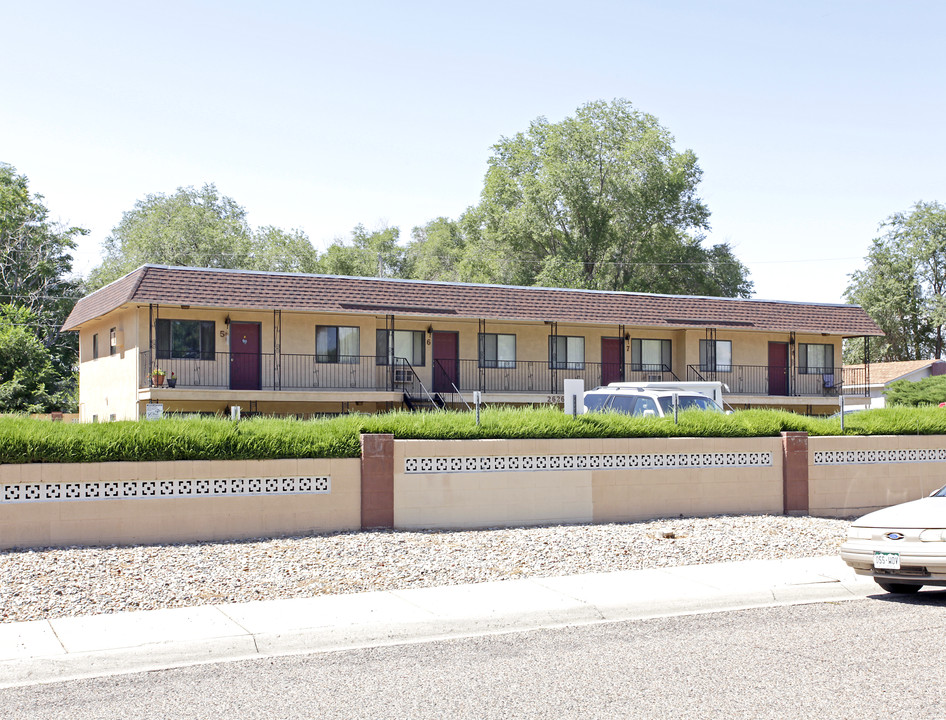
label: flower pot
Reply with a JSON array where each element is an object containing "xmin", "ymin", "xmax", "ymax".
[
  {"xmin": 166, "ymin": 378, "xmax": 177, "ymax": 388},
  {"xmin": 152, "ymin": 374, "xmax": 165, "ymax": 387}
]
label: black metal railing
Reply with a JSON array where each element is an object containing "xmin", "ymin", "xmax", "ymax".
[
  {"xmin": 687, "ymin": 365, "xmax": 867, "ymax": 397},
  {"xmin": 140, "ymin": 350, "xmax": 864, "ymax": 398},
  {"xmin": 431, "ymin": 359, "xmax": 677, "ymax": 396},
  {"xmin": 140, "ymin": 352, "xmax": 425, "ymax": 394}
]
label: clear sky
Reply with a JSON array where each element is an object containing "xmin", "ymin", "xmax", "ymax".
[{"xmin": 3, "ymin": 0, "xmax": 944, "ymax": 304}]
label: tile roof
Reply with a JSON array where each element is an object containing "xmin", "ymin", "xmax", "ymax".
[
  {"xmin": 63, "ymin": 265, "xmax": 885, "ymax": 337},
  {"xmin": 844, "ymin": 359, "xmax": 946, "ymax": 386}
]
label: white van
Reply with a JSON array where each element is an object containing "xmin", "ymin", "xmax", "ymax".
[{"xmin": 583, "ymin": 382, "xmax": 726, "ymax": 418}]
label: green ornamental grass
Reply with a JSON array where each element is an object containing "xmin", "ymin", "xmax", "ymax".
[{"xmin": 1, "ymin": 405, "xmax": 946, "ymax": 464}]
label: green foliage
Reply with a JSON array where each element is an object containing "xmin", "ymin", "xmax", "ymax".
[
  {"xmin": 3, "ymin": 406, "xmax": 945, "ymax": 464},
  {"xmin": 87, "ymin": 185, "xmax": 322, "ymax": 290},
  {"xmin": 845, "ymin": 200, "xmax": 946, "ymax": 362},
  {"xmin": 0, "ymin": 305, "xmax": 73, "ymax": 412},
  {"xmin": 472, "ymin": 99, "xmax": 753, "ymax": 297},
  {"xmin": 0, "ymin": 415, "xmax": 363, "ymax": 464},
  {"xmin": 250, "ymin": 226, "xmax": 321, "ymax": 274},
  {"xmin": 403, "ymin": 218, "xmax": 468, "ymax": 281},
  {"xmin": 318, "ymin": 224, "xmax": 404, "ymax": 278},
  {"xmin": 89, "ymin": 184, "xmax": 253, "ymax": 289},
  {"xmin": 885, "ymin": 375, "xmax": 946, "ymax": 407},
  {"xmin": 0, "ymin": 163, "xmax": 82, "ymax": 407}
]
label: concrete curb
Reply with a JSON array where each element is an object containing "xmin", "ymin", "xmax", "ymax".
[{"xmin": 0, "ymin": 556, "xmax": 878, "ymax": 688}]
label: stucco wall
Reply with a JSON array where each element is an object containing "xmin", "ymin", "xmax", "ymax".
[
  {"xmin": 7, "ymin": 434, "xmax": 946, "ymax": 548},
  {"xmin": 0, "ymin": 458, "xmax": 360, "ymax": 549},
  {"xmin": 809, "ymin": 436, "xmax": 946, "ymax": 517},
  {"xmin": 393, "ymin": 437, "xmax": 783, "ymax": 529},
  {"xmin": 77, "ymin": 307, "xmax": 140, "ymax": 422}
]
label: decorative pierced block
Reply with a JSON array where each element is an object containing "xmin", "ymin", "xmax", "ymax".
[
  {"xmin": 1, "ymin": 476, "xmax": 332, "ymax": 504},
  {"xmin": 814, "ymin": 447, "xmax": 946, "ymax": 465},
  {"xmin": 404, "ymin": 450, "xmax": 774, "ymax": 474}
]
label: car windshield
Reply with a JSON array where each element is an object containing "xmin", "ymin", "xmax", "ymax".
[
  {"xmin": 656, "ymin": 395, "xmax": 722, "ymax": 414},
  {"xmin": 932, "ymin": 486, "xmax": 946, "ymax": 498}
]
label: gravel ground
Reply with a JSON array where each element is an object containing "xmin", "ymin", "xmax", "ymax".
[{"xmin": 0, "ymin": 515, "xmax": 851, "ymax": 624}]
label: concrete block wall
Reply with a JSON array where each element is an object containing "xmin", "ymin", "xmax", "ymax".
[
  {"xmin": 809, "ymin": 435, "xmax": 946, "ymax": 517},
  {"xmin": 4, "ymin": 433, "xmax": 946, "ymax": 548},
  {"xmin": 0, "ymin": 458, "xmax": 361, "ymax": 549},
  {"xmin": 391, "ymin": 436, "xmax": 784, "ymax": 530}
]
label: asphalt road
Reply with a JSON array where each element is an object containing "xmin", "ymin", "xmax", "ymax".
[{"xmin": 4, "ymin": 592, "xmax": 946, "ymax": 719}]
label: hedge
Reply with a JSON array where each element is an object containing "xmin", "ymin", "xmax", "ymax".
[{"xmin": 1, "ymin": 405, "xmax": 945, "ymax": 464}]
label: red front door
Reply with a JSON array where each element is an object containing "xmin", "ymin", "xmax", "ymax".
[
  {"xmin": 230, "ymin": 322, "xmax": 261, "ymax": 390},
  {"xmin": 601, "ymin": 338, "xmax": 624, "ymax": 386},
  {"xmin": 768, "ymin": 342, "xmax": 789, "ymax": 396},
  {"xmin": 432, "ymin": 331, "xmax": 459, "ymax": 393}
]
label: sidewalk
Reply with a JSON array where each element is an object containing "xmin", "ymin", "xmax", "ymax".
[{"xmin": 0, "ymin": 555, "xmax": 877, "ymax": 688}]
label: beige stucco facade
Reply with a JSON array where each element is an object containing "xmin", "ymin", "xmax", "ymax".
[{"xmin": 71, "ymin": 303, "xmax": 854, "ymax": 420}]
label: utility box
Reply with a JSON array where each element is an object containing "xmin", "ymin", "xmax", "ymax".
[{"xmin": 563, "ymin": 379, "xmax": 585, "ymax": 416}]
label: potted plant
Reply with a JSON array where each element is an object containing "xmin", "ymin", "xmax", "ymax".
[
  {"xmin": 151, "ymin": 368, "xmax": 166, "ymax": 387},
  {"xmin": 166, "ymin": 371, "xmax": 177, "ymax": 388}
]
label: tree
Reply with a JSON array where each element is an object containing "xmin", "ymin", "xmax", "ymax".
[
  {"xmin": 0, "ymin": 163, "xmax": 84, "ymax": 401},
  {"xmin": 885, "ymin": 375, "xmax": 946, "ymax": 406},
  {"xmin": 250, "ymin": 226, "xmax": 321, "ymax": 274},
  {"xmin": 404, "ymin": 218, "xmax": 466, "ymax": 281},
  {"xmin": 88, "ymin": 184, "xmax": 326, "ymax": 289},
  {"xmin": 475, "ymin": 99, "xmax": 752, "ymax": 297},
  {"xmin": 845, "ymin": 201, "xmax": 946, "ymax": 362},
  {"xmin": 0, "ymin": 305, "xmax": 71, "ymax": 412},
  {"xmin": 89, "ymin": 184, "xmax": 253, "ymax": 289},
  {"xmin": 319, "ymin": 224, "xmax": 405, "ymax": 278}
]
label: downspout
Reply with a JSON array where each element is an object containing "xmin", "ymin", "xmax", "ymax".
[
  {"xmin": 864, "ymin": 335, "xmax": 870, "ymax": 398},
  {"xmin": 789, "ymin": 331, "xmax": 796, "ymax": 397},
  {"xmin": 548, "ymin": 321, "xmax": 558, "ymax": 394},
  {"xmin": 149, "ymin": 304, "xmax": 155, "ymax": 377},
  {"xmin": 478, "ymin": 318, "xmax": 486, "ymax": 392}
]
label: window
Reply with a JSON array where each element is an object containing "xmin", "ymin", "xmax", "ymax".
[
  {"xmin": 799, "ymin": 343, "xmax": 834, "ymax": 374},
  {"xmin": 156, "ymin": 319, "xmax": 215, "ymax": 360},
  {"xmin": 109, "ymin": 328, "xmax": 117, "ymax": 356},
  {"xmin": 699, "ymin": 339, "xmax": 732, "ymax": 372},
  {"xmin": 549, "ymin": 335, "xmax": 584, "ymax": 369},
  {"xmin": 608, "ymin": 395, "xmax": 658, "ymax": 416},
  {"xmin": 316, "ymin": 326, "xmax": 360, "ymax": 363},
  {"xmin": 92, "ymin": 334, "xmax": 99, "ymax": 360},
  {"xmin": 376, "ymin": 329, "xmax": 425, "ymax": 366},
  {"xmin": 656, "ymin": 395, "xmax": 721, "ymax": 414},
  {"xmin": 630, "ymin": 338, "xmax": 671, "ymax": 371},
  {"xmin": 479, "ymin": 333, "xmax": 516, "ymax": 368},
  {"xmin": 584, "ymin": 391, "xmax": 611, "ymax": 412}
]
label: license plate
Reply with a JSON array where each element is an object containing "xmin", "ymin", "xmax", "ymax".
[{"xmin": 874, "ymin": 551, "xmax": 901, "ymax": 570}]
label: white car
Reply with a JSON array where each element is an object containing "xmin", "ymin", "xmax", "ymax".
[{"xmin": 840, "ymin": 487, "xmax": 946, "ymax": 593}]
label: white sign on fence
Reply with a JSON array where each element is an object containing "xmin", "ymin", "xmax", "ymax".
[{"xmin": 145, "ymin": 403, "xmax": 164, "ymax": 420}]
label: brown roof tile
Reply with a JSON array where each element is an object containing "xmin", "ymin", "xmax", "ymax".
[
  {"xmin": 63, "ymin": 265, "xmax": 885, "ymax": 337},
  {"xmin": 844, "ymin": 359, "xmax": 946, "ymax": 385}
]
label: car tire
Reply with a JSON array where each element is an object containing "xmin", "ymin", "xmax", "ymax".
[{"xmin": 875, "ymin": 581, "xmax": 922, "ymax": 594}]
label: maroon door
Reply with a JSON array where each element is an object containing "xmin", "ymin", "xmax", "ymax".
[
  {"xmin": 432, "ymin": 331, "xmax": 459, "ymax": 393},
  {"xmin": 768, "ymin": 342, "xmax": 789, "ymax": 396},
  {"xmin": 601, "ymin": 338, "xmax": 624, "ymax": 386},
  {"xmin": 230, "ymin": 322, "xmax": 261, "ymax": 390}
]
